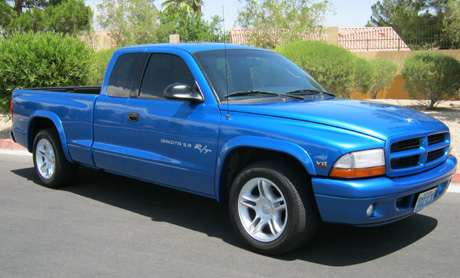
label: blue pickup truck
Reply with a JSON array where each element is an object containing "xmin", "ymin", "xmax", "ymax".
[{"xmin": 10, "ymin": 43, "xmax": 457, "ymax": 255}]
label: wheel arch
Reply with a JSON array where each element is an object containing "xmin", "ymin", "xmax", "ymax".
[
  {"xmin": 27, "ymin": 111, "xmax": 72, "ymax": 162},
  {"xmin": 215, "ymin": 136, "xmax": 316, "ymax": 203}
]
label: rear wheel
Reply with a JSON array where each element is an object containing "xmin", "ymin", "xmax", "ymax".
[
  {"xmin": 229, "ymin": 161, "xmax": 319, "ymax": 255},
  {"xmin": 33, "ymin": 128, "xmax": 77, "ymax": 188}
]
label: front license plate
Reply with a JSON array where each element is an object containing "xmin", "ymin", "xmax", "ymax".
[{"xmin": 414, "ymin": 188, "xmax": 437, "ymax": 212}]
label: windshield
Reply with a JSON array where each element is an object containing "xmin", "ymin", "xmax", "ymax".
[{"xmin": 193, "ymin": 49, "xmax": 327, "ymax": 102}]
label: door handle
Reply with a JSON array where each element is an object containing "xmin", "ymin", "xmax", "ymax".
[{"xmin": 127, "ymin": 112, "xmax": 140, "ymax": 122}]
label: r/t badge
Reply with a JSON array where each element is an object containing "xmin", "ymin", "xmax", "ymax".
[{"xmin": 195, "ymin": 144, "xmax": 212, "ymax": 154}]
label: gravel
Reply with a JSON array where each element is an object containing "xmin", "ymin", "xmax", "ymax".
[
  {"xmin": 1, "ymin": 100, "xmax": 459, "ymax": 169},
  {"xmin": 0, "ymin": 115, "xmax": 11, "ymax": 139}
]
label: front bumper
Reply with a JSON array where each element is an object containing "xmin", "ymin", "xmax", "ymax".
[{"xmin": 312, "ymin": 155, "xmax": 457, "ymax": 227}]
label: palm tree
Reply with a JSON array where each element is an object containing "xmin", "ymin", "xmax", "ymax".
[{"xmin": 162, "ymin": 0, "xmax": 203, "ymax": 15}]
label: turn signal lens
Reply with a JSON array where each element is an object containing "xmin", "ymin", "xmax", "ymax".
[{"xmin": 330, "ymin": 166, "xmax": 386, "ymax": 178}]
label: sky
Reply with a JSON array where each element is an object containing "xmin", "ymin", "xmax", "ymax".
[{"xmin": 85, "ymin": 0, "xmax": 378, "ymax": 31}]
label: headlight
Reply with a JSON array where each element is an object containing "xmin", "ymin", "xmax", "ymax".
[{"xmin": 330, "ymin": 149, "xmax": 385, "ymax": 178}]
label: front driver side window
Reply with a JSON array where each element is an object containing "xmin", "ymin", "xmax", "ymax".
[{"xmin": 139, "ymin": 54, "xmax": 196, "ymax": 100}]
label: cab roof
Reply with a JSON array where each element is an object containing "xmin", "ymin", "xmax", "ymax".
[{"xmin": 120, "ymin": 43, "xmax": 266, "ymax": 53}]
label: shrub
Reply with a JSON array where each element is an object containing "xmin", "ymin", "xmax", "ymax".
[
  {"xmin": 367, "ymin": 58, "xmax": 399, "ymax": 99},
  {"xmin": 402, "ymin": 52, "xmax": 460, "ymax": 108},
  {"xmin": 87, "ymin": 48, "xmax": 117, "ymax": 85},
  {"xmin": 0, "ymin": 32, "xmax": 94, "ymax": 113},
  {"xmin": 354, "ymin": 58, "xmax": 374, "ymax": 95},
  {"xmin": 276, "ymin": 40, "xmax": 357, "ymax": 97}
]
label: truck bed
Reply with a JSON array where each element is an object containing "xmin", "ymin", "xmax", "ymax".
[
  {"xmin": 11, "ymin": 87, "xmax": 100, "ymax": 166},
  {"xmin": 21, "ymin": 86, "xmax": 101, "ymax": 95}
]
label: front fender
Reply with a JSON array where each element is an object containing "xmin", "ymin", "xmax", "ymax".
[
  {"xmin": 28, "ymin": 111, "xmax": 72, "ymax": 162},
  {"xmin": 215, "ymin": 136, "xmax": 316, "ymax": 202}
]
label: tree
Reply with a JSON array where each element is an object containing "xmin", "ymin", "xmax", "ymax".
[
  {"xmin": 444, "ymin": 0, "xmax": 460, "ymax": 43},
  {"xmin": 369, "ymin": 0, "xmax": 424, "ymax": 27},
  {"xmin": 162, "ymin": 0, "xmax": 203, "ymax": 15},
  {"xmin": 276, "ymin": 40, "xmax": 357, "ymax": 97},
  {"xmin": 402, "ymin": 52, "xmax": 460, "ymax": 108},
  {"xmin": 8, "ymin": 0, "xmax": 51, "ymax": 16},
  {"xmin": 97, "ymin": 0, "xmax": 163, "ymax": 47},
  {"xmin": 44, "ymin": 0, "xmax": 92, "ymax": 34},
  {"xmin": 7, "ymin": 0, "xmax": 92, "ymax": 35},
  {"xmin": 368, "ymin": 0, "xmax": 449, "ymax": 49},
  {"xmin": 160, "ymin": 7, "xmax": 226, "ymax": 42},
  {"xmin": 11, "ymin": 0, "xmax": 24, "ymax": 16},
  {"xmin": 0, "ymin": 1, "xmax": 15, "ymax": 33},
  {"xmin": 7, "ymin": 7, "xmax": 45, "ymax": 33},
  {"xmin": 237, "ymin": 0, "xmax": 332, "ymax": 48}
]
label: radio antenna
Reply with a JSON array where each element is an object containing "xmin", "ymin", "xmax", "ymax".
[
  {"xmin": 224, "ymin": 43, "xmax": 230, "ymax": 120},
  {"xmin": 222, "ymin": 5, "xmax": 226, "ymax": 36}
]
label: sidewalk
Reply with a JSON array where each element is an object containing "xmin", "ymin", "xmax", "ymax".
[{"xmin": 0, "ymin": 138, "xmax": 459, "ymax": 183}]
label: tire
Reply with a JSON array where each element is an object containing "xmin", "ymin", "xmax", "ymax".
[
  {"xmin": 33, "ymin": 128, "xmax": 77, "ymax": 188},
  {"xmin": 229, "ymin": 161, "xmax": 318, "ymax": 255}
]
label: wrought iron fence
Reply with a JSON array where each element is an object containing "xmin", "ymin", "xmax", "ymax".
[
  {"xmin": 337, "ymin": 27, "xmax": 411, "ymax": 52},
  {"xmin": 230, "ymin": 26, "xmax": 460, "ymax": 52},
  {"xmin": 180, "ymin": 32, "xmax": 230, "ymax": 44},
  {"xmin": 399, "ymin": 25, "xmax": 460, "ymax": 50},
  {"xmin": 339, "ymin": 25, "xmax": 460, "ymax": 52}
]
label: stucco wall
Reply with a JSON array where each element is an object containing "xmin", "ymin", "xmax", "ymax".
[{"xmin": 354, "ymin": 49, "xmax": 460, "ymax": 69}]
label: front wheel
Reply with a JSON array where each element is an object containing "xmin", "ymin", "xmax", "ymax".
[
  {"xmin": 33, "ymin": 128, "xmax": 77, "ymax": 188},
  {"xmin": 229, "ymin": 161, "xmax": 318, "ymax": 255}
]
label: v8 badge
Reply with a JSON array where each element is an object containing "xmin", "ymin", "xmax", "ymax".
[{"xmin": 315, "ymin": 161, "xmax": 328, "ymax": 168}]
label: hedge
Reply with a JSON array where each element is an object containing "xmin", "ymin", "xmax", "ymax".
[
  {"xmin": 402, "ymin": 52, "xmax": 460, "ymax": 108},
  {"xmin": 276, "ymin": 40, "xmax": 357, "ymax": 97},
  {"xmin": 0, "ymin": 32, "xmax": 94, "ymax": 113}
]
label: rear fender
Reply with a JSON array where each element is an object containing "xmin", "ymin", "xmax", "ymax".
[{"xmin": 28, "ymin": 111, "xmax": 72, "ymax": 162}]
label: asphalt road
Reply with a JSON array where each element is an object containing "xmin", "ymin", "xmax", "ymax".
[{"xmin": 1, "ymin": 150, "xmax": 459, "ymax": 278}]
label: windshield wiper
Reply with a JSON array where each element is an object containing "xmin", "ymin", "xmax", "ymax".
[
  {"xmin": 224, "ymin": 90, "xmax": 278, "ymax": 98},
  {"xmin": 225, "ymin": 90, "xmax": 303, "ymax": 100},
  {"xmin": 287, "ymin": 89, "xmax": 335, "ymax": 97}
]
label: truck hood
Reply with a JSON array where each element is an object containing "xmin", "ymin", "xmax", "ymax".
[{"xmin": 224, "ymin": 99, "xmax": 448, "ymax": 140}]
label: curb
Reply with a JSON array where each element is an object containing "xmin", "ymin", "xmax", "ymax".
[
  {"xmin": 0, "ymin": 139, "xmax": 27, "ymax": 151},
  {"xmin": 0, "ymin": 138, "xmax": 459, "ymax": 182},
  {"xmin": 453, "ymin": 172, "xmax": 460, "ymax": 183}
]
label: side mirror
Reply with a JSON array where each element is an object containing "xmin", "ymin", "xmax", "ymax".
[{"xmin": 163, "ymin": 83, "xmax": 204, "ymax": 103}]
